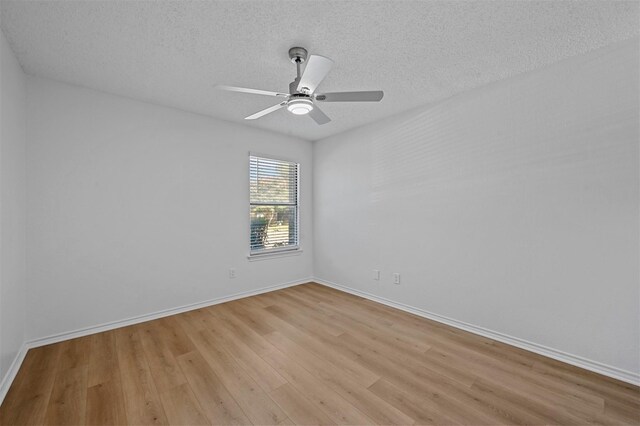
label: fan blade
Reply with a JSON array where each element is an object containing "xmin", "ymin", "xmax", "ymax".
[
  {"xmin": 297, "ymin": 55, "xmax": 334, "ymax": 94},
  {"xmin": 309, "ymin": 105, "xmax": 331, "ymax": 125},
  {"xmin": 245, "ymin": 102, "xmax": 287, "ymax": 120},
  {"xmin": 315, "ymin": 91, "xmax": 384, "ymax": 102},
  {"xmin": 217, "ymin": 85, "xmax": 289, "ymax": 97}
]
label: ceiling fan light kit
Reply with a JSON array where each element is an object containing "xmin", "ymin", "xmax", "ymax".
[
  {"xmin": 216, "ymin": 46, "xmax": 384, "ymax": 125},
  {"xmin": 287, "ymin": 98, "xmax": 314, "ymax": 115}
]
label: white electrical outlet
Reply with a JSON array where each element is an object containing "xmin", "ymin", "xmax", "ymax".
[
  {"xmin": 373, "ymin": 270, "xmax": 380, "ymax": 281},
  {"xmin": 229, "ymin": 268, "xmax": 236, "ymax": 279},
  {"xmin": 393, "ymin": 273, "xmax": 400, "ymax": 284}
]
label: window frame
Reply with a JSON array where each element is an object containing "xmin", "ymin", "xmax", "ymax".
[{"xmin": 248, "ymin": 153, "xmax": 300, "ymax": 258}]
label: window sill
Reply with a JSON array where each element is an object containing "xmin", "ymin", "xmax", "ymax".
[{"xmin": 247, "ymin": 249, "xmax": 303, "ymax": 262}]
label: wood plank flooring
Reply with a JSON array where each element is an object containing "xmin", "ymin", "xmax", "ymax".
[{"xmin": 1, "ymin": 283, "xmax": 638, "ymax": 425}]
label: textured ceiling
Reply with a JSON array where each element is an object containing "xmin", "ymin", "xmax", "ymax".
[{"xmin": 1, "ymin": 1, "xmax": 638, "ymax": 141}]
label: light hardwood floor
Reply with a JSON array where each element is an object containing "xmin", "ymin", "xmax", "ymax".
[{"xmin": 1, "ymin": 283, "xmax": 638, "ymax": 425}]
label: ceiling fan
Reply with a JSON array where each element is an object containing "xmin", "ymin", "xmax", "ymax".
[{"xmin": 216, "ymin": 47, "xmax": 384, "ymax": 125}]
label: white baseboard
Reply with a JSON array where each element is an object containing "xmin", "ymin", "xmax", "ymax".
[
  {"xmin": 27, "ymin": 277, "xmax": 313, "ymax": 348},
  {"xmin": 0, "ymin": 276, "xmax": 313, "ymax": 405},
  {"xmin": 313, "ymin": 277, "xmax": 640, "ymax": 386},
  {"xmin": 0, "ymin": 343, "xmax": 28, "ymax": 404}
]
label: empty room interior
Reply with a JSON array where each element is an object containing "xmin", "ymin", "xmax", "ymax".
[{"xmin": 0, "ymin": 1, "xmax": 639, "ymax": 425}]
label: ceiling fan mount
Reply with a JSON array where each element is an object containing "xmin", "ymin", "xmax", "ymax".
[
  {"xmin": 216, "ymin": 46, "xmax": 384, "ymax": 125},
  {"xmin": 288, "ymin": 46, "xmax": 308, "ymax": 64}
]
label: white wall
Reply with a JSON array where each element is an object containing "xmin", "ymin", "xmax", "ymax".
[
  {"xmin": 0, "ymin": 30, "xmax": 27, "ymax": 386},
  {"xmin": 26, "ymin": 77, "xmax": 313, "ymax": 341},
  {"xmin": 313, "ymin": 38, "xmax": 639, "ymax": 376}
]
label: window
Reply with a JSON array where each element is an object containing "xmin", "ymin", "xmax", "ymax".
[{"xmin": 249, "ymin": 155, "xmax": 299, "ymax": 255}]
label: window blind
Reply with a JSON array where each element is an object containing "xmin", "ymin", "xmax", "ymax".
[{"xmin": 249, "ymin": 155, "xmax": 299, "ymax": 254}]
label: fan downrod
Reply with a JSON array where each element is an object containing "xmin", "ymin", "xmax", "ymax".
[{"xmin": 288, "ymin": 47, "xmax": 308, "ymax": 64}]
